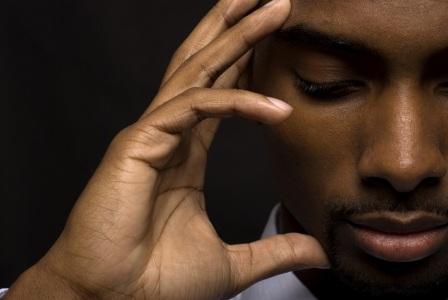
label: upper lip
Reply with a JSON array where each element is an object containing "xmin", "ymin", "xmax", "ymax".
[{"xmin": 348, "ymin": 212, "xmax": 448, "ymax": 234}]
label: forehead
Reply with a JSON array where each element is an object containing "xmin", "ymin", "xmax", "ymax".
[{"xmin": 279, "ymin": 0, "xmax": 448, "ymax": 65}]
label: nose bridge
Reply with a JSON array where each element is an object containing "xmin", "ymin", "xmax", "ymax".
[
  {"xmin": 386, "ymin": 88, "xmax": 425, "ymax": 168},
  {"xmin": 358, "ymin": 83, "xmax": 446, "ymax": 192}
]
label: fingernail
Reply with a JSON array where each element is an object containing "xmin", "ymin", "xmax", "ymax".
[
  {"xmin": 266, "ymin": 97, "xmax": 293, "ymax": 112},
  {"xmin": 314, "ymin": 263, "xmax": 331, "ymax": 270},
  {"xmin": 263, "ymin": 0, "xmax": 282, "ymax": 8}
]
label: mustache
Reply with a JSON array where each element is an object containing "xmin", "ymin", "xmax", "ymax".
[{"xmin": 324, "ymin": 193, "xmax": 448, "ymax": 223}]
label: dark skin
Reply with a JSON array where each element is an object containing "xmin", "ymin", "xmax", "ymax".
[
  {"xmin": 252, "ymin": 0, "xmax": 448, "ymax": 299},
  {"xmin": 6, "ymin": 0, "xmax": 448, "ymax": 299},
  {"xmin": 5, "ymin": 1, "xmax": 330, "ymax": 299}
]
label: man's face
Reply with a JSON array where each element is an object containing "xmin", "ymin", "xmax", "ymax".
[{"xmin": 251, "ymin": 0, "xmax": 448, "ymax": 298}]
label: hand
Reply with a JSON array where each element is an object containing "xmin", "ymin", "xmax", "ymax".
[{"xmin": 6, "ymin": 0, "xmax": 329, "ymax": 299}]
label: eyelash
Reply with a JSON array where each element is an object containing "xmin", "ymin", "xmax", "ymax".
[
  {"xmin": 438, "ymin": 82, "xmax": 448, "ymax": 92},
  {"xmin": 294, "ymin": 71, "xmax": 365, "ymax": 100}
]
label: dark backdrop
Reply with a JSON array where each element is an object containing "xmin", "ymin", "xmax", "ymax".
[{"xmin": 1, "ymin": 0, "xmax": 279, "ymax": 286}]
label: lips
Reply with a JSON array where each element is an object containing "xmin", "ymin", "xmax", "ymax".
[{"xmin": 347, "ymin": 212, "xmax": 448, "ymax": 262}]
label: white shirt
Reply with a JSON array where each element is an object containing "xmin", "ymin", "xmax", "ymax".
[
  {"xmin": 229, "ymin": 203, "xmax": 317, "ymax": 300},
  {"xmin": 0, "ymin": 203, "xmax": 317, "ymax": 300}
]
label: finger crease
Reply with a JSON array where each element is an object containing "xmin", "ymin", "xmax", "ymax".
[{"xmin": 198, "ymin": 61, "xmax": 220, "ymax": 86}]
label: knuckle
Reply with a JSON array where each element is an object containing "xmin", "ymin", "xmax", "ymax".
[
  {"xmin": 282, "ymin": 234, "xmax": 306, "ymax": 265},
  {"xmin": 107, "ymin": 121, "xmax": 181, "ymax": 171},
  {"xmin": 124, "ymin": 123, "xmax": 165, "ymax": 147},
  {"xmin": 230, "ymin": 89, "xmax": 258, "ymax": 106},
  {"xmin": 235, "ymin": 13, "xmax": 265, "ymax": 47},
  {"xmin": 181, "ymin": 86, "xmax": 204, "ymax": 99},
  {"xmin": 172, "ymin": 43, "xmax": 186, "ymax": 58},
  {"xmin": 110, "ymin": 125, "xmax": 133, "ymax": 148},
  {"xmin": 110, "ymin": 123, "xmax": 161, "ymax": 154},
  {"xmin": 171, "ymin": 44, "xmax": 191, "ymax": 66},
  {"xmin": 197, "ymin": 60, "xmax": 220, "ymax": 84},
  {"xmin": 236, "ymin": 28, "xmax": 253, "ymax": 49},
  {"xmin": 218, "ymin": 3, "xmax": 236, "ymax": 28},
  {"xmin": 232, "ymin": 88, "xmax": 253, "ymax": 99},
  {"xmin": 106, "ymin": 125, "xmax": 136, "ymax": 160}
]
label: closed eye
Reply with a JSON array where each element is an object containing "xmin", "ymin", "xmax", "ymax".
[
  {"xmin": 294, "ymin": 70, "xmax": 365, "ymax": 100},
  {"xmin": 437, "ymin": 82, "xmax": 448, "ymax": 95}
]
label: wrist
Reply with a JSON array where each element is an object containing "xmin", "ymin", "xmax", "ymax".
[{"xmin": 5, "ymin": 261, "xmax": 87, "ymax": 299}]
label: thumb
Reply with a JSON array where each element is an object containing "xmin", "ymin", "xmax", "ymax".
[{"xmin": 226, "ymin": 232, "xmax": 330, "ymax": 293}]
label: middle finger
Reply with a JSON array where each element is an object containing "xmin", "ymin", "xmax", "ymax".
[
  {"xmin": 154, "ymin": 0, "xmax": 290, "ymax": 109},
  {"xmin": 160, "ymin": 0, "xmax": 262, "ymax": 88}
]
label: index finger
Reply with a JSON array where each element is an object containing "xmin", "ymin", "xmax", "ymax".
[
  {"xmin": 150, "ymin": 0, "xmax": 291, "ymax": 115},
  {"xmin": 160, "ymin": 0, "xmax": 262, "ymax": 87}
]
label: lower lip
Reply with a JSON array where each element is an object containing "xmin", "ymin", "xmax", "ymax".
[{"xmin": 349, "ymin": 223, "xmax": 448, "ymax": 262}]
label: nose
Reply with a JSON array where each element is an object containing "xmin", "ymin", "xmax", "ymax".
[{"xmin": 358, "ymin": 86, "xmax": 447, "ymax": 193}]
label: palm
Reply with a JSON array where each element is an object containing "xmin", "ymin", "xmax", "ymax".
[
  {"xmin": 50, "ymin": 122, "xmax": 230, "ymax": 299},
  {"xmin": 138, "ymin": 120, "xmax": 231, "ymax": 297},
  {"xmin": 143, "ymin": 191, "xmax": 233, "ymax": 300},
  {"xmin": 140, "ymin": 120, "xmax": 233, "ymax": 298},
  {"xmin": 8, "ymin": 1, "xmax": 330, "ymax": 299}
]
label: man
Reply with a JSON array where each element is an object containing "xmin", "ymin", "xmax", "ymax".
[{"xmin": 3, "ymin": 0, "xmax": 448, "ymax": 299}]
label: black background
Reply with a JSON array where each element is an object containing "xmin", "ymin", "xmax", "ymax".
[{"xmin": 1, "ymin": 0, "xmax": 279, "ymax": 286}]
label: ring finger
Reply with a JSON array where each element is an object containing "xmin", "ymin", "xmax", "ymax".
[
  {"xmin": 160, "ymin": 0, "xmax": 262, "ymax": 88},
  {"xmin": 148, "ymin": 0, "xmax": 291, "ymax": 116}
]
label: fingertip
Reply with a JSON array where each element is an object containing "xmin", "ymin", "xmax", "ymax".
[
  {"xmin": 308, "ymin": 254, "xmax": 331, "ymax": 270},
  {"xmin": 265, "ymin": 0, "xmax": 292, "ymax": 17},
  {"xmin": 266, "ymin": 97, "xmax": 293, "ymax": 113},
  {"xmin": 277, "ymin": 0, "xmax": 292, "ymax": 25},
  {"xmin": 280, "ymin": 0, "xmax": 292, "ymax": 24},
  {"xmin": 264, "ymin": 97, "xmax": 294, "ymax": 124},
  {"xmin": 225, "ymin": 0, "xmax": 260, "ymax": 25},
  {"xmin": 314, "ymin": 264, "xmax": 331, "ymax": 270}
]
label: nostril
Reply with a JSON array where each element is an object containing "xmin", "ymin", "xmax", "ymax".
[
  {"xmin": 362, "ymin": 175, "xmax": 440, "ymax": 192},
  {"xmin": 362, "ymin": 176, "xmax": 389, "ymax": 188},
  {"xmin": 422, "ymin": 176, "xmax": 440, "ymax": 187},
  {"xmin": 358, "ymin": 145, "xmax": 447, "ymax": 193}
]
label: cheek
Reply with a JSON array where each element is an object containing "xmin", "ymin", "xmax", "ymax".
[
  {"xmin": 264, "ymin": 107, "xmax": 360, "ymax": 238},
  {"xmin": 252, "ymin": 40, "xmax": 365, "ymax": 239},
  {"xmin": 258, "ymin": 86, "xmax": 364, "ymax": 241}
]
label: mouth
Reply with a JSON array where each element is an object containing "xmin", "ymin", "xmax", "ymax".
[{"xmin": 346, "ymin": 212, "xmax": 448, "ymax": 263}]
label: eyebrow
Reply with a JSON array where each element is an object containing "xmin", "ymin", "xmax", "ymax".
[{"xmin": 274, "ymin": 23, "xmax": 383, "ymax": 59}]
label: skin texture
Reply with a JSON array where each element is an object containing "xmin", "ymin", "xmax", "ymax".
[
  {"xmin": 6, "ymin": 0, "xmax": 448, "ymax": 299},
  {"xmin": 5, "ymin": 0, "xmax": 331, "ymax": 299},
  {"xmin": 251, "ymin": 0, "xmax": 448, "ymax": 298}
]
